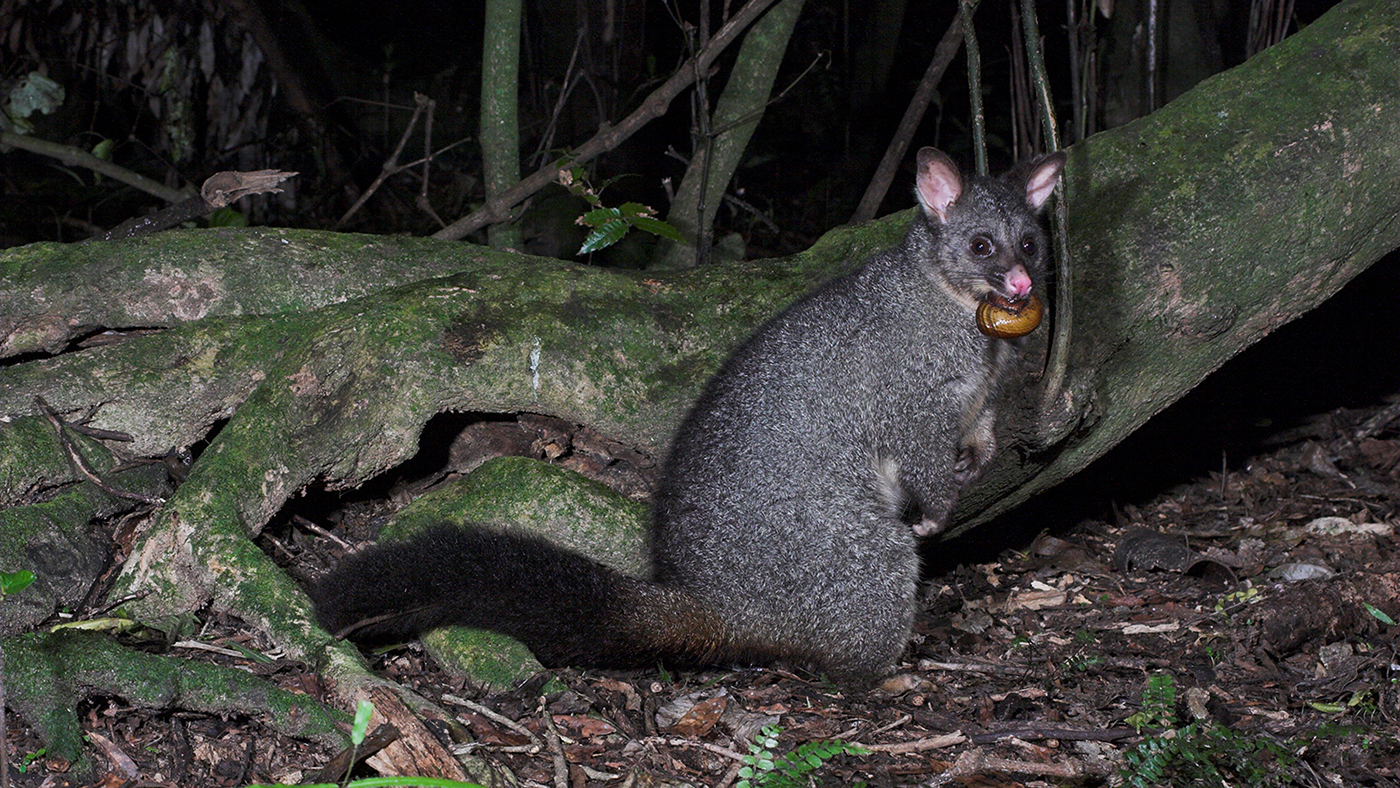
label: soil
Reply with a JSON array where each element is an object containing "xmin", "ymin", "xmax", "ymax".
[{"xmin": 6, "ymin": 399, "xmax": 1399, "ymax": 788}]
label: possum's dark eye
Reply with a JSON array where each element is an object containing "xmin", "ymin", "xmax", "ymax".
[
  {"xmin": 968, "ymin": 236, "xmax": 994, "ymax": 257},
  {"xmin": 1021, "ymin": 236, "xmax": 1038, "ymax": 256}
]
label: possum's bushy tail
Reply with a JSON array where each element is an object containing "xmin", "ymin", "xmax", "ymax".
[{"xmin": 310, "ymin": 524, "xmax": 747, "ymax": 669}]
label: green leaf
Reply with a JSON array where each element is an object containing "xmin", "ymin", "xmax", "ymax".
[
  {"xmin": 1363, "ymin": 602, "xmax": 1396, "ymax": 626},
  {"xmin": 6, "ymin": 72, "xmax": 65, "ymax": 120},
  {"xmin": 352, "ymin": 699, "xmax": 374, "ymax": 745},
  {"xmin": 0, "ymin": 569, "xmax": 35, "ymax": 595},
  {"xmin": 207, "ymin": 207, "xmax": 248, "ymax": 228},
  {"xmin": 49, "ymin": 617, "xmax": 139, "ymax": 634},
  {"xmin": 580, "ymin": 218, "xmax": 629, "ymax": 254},
  {"xmin": 628, "ymin": 215, "xmax": 684, "ymax": 242},
  {"xmin": 580, "ymin": 207, "xmax": 623, "ymax": 228},
  {"xmin": 17, "ymin": 747, "xmax": 46, "ymax": 773}
]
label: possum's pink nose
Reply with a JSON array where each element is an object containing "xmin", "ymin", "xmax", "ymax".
[{"xmin": 1005, "ymin": 266, "xmax": 1033, "ymax": 298}]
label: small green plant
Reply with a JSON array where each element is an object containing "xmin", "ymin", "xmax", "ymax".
[
  {"xmin": 736, "ymin": 724, "xmax": 867, "ymax": 788},
  {"xmin": 206, "ymin": 206, "xmax": 248, "ymax": 228},
  {"xmin": 351, "ymin": 698, "xmax": 374, "ymax": 745},
  {"xmin": 1064, "ymin": 631, "xmax": 1102, "ymax": 672},
  {"xmin": 1120, "ymin": 721, "xmax": 1295, "ymax": 788},
  {"xmin": 1308, "ymin": 688, "xmax": 1378, "ymax": 716},
  {"xmin": 1064, "ymin": 652, "xmax": 1104, "ymax": 672},
  {"xmin": 1213, "ymin": 585, "xmax": 1259, "ymax": 615},
  {"xmin": 1125, "ymin": 672, "xmax": 1177, "ymax": 733},
  {"xmin": 1204, "ymin": 644, "xmax": 1222, "ymax": 666},
  {"xmin": 558, "ymin": 166, "xmax": 682, "ymax": 254},
  {"xmin": 245, "ymin": 701, "xmax": 488, "ymax": 788},
  {"xmin": 16, "ymin": 747, "xmax": 47, "ymax": 773},
  {"xmin": 0, "ymin": 569, "xmax": 35, "ymax": 597},
  {"xmin": 1119, "ymin": 674, "xmax": 1297, "ymax": 788}
]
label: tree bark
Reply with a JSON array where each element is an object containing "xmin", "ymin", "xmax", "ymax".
[
  {"xmin": 955, "ymin": 0, "xmax": 1400, "ymax": 530},
  {"xmin": 482, "ymin": 0, "xmax": 524, "ymax": 250}
]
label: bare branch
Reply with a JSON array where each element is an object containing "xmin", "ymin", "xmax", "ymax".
[{"xmin": 0, "ymin": 131, "xmax": 189, "ymax": 204}]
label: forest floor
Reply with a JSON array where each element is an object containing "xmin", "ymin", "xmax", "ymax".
[{"xmin": 6, "ymin": 398, "xmax": 1400, "ymax": 788}]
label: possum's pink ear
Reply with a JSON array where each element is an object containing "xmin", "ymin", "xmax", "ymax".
[
  {"xmin": 1023, "ymin": 152, "xmax": 1066, "ymax": 212},
  {"xmin": 914, "ymin": 147, "xmax": 963, "ymax": 223}
]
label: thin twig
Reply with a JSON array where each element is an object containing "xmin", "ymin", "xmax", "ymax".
[
  {"xmin": 0, "ymin": 131, "xmax": 190, "ymax": 203},
  {"xmin": 706, "ymin": 51, "xmax": 826, "ymax": 141},
  {"xmin": 968, "ymin": 725, "xmax": 1136, "ymax": 744},
  {"xmin": 721, "ymin": 192, "xmax": 780, "ymax": 236},
  {"xmin": 711, "ymin": 759, "xmax": 743, "ymax": 788},
  {"xmin": 654, "ymin": 737, "xmax": 746, "ymax": 761},
  {"xmin": 1019, "ymin": 0, "xmax": 1060, "ymax": 151},
  {"xmin": 941, "ymin": 748, "xmax": 1109, "ymax": 781},
  {"xmin": 532, "ymin": 29, "xmax": 587, "ymax": 167},
  {"xmin": 294, "ymin": 516, "xmax": 352, "ymax": 550},
  {"xmin": 336, "ymin": 93, "xmax": 431, "ymax": 228},
  {"xmin": 416, "ymin": 94, "xmax": 445, "ymax": 227},
  {"xmin": 67, "ymin": 424, "xmax": 134, "ymax": 441},
  {"xmin": 865, "ymin": 730, "xmax": 967, "ymax": 754},
  {"xmin": 1019, "ymin": 0, "xmax": 1075, "ymax": 425},
  {"xmin": 442, "ymin": 694, "xmax": 544, "ymax": 750},
  {"xmin": 851, "ymin": 13, "xmax": 965, "ymax": 223},
  {"xmin": 1008, "ymin": 4, "xmax": 1036, "ymax": 160},
  {"xmin": 88, "ymin": 592, "xmax": 151, "ymax": 618},
  {"xmin": 541, "ymin": 699, "xmax": 570, "ymax": 788},
  {"xmin": 918, "ymin": 659, "xmax": 1025, "ymax": 674},
  {"xmin": 866, "ymin": 713, "xmax": 913, "ymax": 738},
  {"xmin": 959, "ymin": 1, "xmax": 988, "ymax": 175},
  {"xmin": 1067, "ymin": 0, "xmax": 1084, "ymax": 142},
  {"xmin": 35, "ymin": 397, "xmax": 164, "ymax": 505}
]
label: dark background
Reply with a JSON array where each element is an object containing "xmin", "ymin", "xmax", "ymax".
[{"xmin": 1, "ymin": 0, "xmax": 1347, "ymax": 247}]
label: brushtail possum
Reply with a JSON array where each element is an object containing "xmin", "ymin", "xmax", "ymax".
[{"xmin": 311, "ymin": 148, "xmax": 1066, "ymax": 682}]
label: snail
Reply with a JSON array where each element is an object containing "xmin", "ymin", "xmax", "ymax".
[{"xmin": 976, "ymin": 293, "xmax": 1043, "ymax": 339}]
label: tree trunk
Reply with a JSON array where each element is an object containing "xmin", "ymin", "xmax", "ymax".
[{"xmin": 482, "ymin": 0, "xmax": 524, "ymax": 250}]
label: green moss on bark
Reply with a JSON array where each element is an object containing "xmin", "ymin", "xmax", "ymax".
[{"xmin": 3, "ymin": 630, "xmax": 346, "ymax": 778}]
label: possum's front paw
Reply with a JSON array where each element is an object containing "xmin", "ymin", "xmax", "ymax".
[
  {"xmin": 952, "ymin": 444, "xmax": 991, "ymax": 486},
  {"xmin": 914, "ymin": 516, "xmax": 945, "ymax": 537},
  {"xmin": 914, "ymin": 495, "xmax": 955, "ymax": 536},
  {"xmin": 952, "ymin": 446, "xmax": 976, "ymax": 482}
]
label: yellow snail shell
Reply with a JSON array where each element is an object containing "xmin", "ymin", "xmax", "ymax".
[{"xmin": 976, "ymin": 293, "xmax": 1043, "ymax": 338}]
